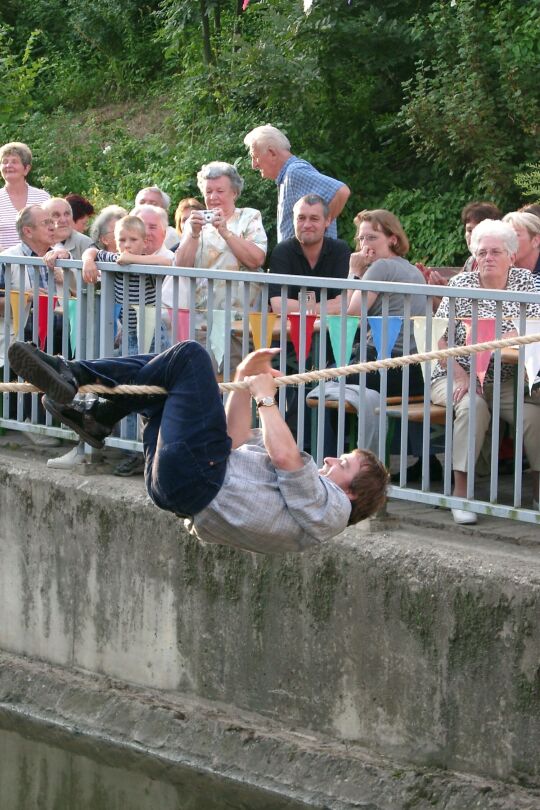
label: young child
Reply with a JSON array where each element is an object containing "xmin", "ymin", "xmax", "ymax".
[{"xmin": 82, "ymin": 214, "xmax": 172, "ymax": 345}]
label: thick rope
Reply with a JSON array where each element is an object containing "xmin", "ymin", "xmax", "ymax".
[{"xmin": 1, "ymin": 332, "xmax": 539, "ymax": 396}]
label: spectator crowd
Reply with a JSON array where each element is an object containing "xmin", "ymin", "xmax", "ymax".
[{"xmin": 0, "ymin": 129, "xmax": 539, "ymax": 522}]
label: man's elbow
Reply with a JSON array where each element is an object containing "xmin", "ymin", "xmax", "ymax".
[
  {"xmin": 332, "ymin": 185, "xmax": 350, "ymax": 214},
  {"xmin": 272, "ymin": 449, "xmax": 304, "ymax": 471}
]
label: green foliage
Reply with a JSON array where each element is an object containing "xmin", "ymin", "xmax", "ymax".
[
  {"xmin": 401, "ymin": 0, "xmax": 539, "ymax": 199},
  {"xmin": 382, "ymin": 185, "xmax": 467, "ymax": 266},
  {"xmin": 0, "ymin": 0, "xmax": 536, "ymax": 264},
  {"xmin": 515, "ymin": 163, "xmax": 540, "ymax": 202},
  {"xmin": 0, "ymin": 26, "xmax": 48, "ymax": 120}
]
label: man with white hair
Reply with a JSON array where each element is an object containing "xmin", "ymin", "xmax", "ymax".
[
  {"xmin": 42, "ymin": 197, "xmax": 93, "ymax": 260},
  {"xmin": 244, "ymin": 124, "xmax": 350, "ymax": 242},
  {"xmin": 130, "ymin": 203, "xmax": 174, "ymax": 261},
  {"xmin": 134, "ymin": 186, "xmax": 178, "ymax": 249}
]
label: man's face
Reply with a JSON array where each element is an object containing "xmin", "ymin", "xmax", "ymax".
[
  {"xmin": 136, "ymin": 189, "xmax": 165, "ymax": 209},
  {"xmin": 136, "ymin": 211, "xmax": 166, "ymax": 253},
  {"xmin": 319, "ymin": 452, "xmax": 364, "ymax": 499},
  {"xmin": 115, "ymin": 225, "xmax": 146, "ymax": 255},
  {"xmin": 44, "ymin": 199, "xmax": 73, "ymax": 242},
  {"xmin": 294, "ymin": 201, "xmax": 330, "ymax": 247},
  {"xmin": 249, "ymin": 144, "xmax": 280, "ymax": 180},
  {"xmin": 24, "ymin": 208, "xmax": 55, "ymax": 252}
]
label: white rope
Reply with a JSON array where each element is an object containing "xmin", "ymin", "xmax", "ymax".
[{"xmin": 1, "ymin": 332, "xmax": 538, "ymax": 395}]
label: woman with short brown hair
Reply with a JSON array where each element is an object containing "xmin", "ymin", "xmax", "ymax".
[{"xmin": 0, "ymin": 141, "xmax": 50, "ymax": 250}]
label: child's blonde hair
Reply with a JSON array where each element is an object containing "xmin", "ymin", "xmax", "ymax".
[{"xmin": 114, "ymin": 215, "xmax": 146, "ymax": 239}]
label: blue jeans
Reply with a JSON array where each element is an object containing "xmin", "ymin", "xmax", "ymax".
[
  {"xmin": 118, "ymin": 324, "xmax": 172, "ymax": 441},
  {"xmin": 79, "ymin": 341, "xmax": 231, "ymax": 516}
]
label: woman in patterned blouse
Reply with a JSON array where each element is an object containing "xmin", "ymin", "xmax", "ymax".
[
  {"xmin": 431, "ymin": 219, "xmax": 540, "ymax": 524},
  {"xmin": 173, "ymin": 161, "xmax": 267, "ymax": 373}
]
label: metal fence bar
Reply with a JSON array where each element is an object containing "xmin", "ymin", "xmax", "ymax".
[{"xmin": 1, "ymin": 255, "xmax": 540, "ymax": 524}]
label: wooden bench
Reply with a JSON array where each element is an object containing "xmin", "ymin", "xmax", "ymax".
[
  {"xmin": 307, "ymin": 394, "xmax": 447, "ymax": 458},
  {"xmin": 307, "ymin": 394, "xmax": 424, "ymax": 451},
  {"xmin": 380, "ymin": 401, "xmax": 447, "ymax": 426}
]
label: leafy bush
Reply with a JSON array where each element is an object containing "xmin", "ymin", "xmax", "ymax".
[
  {"xmin": 0, "ymin": 26, "xmax": 48, "ymax": 122},
  {"xmin": 401, "ymin": 0, "xmax": 539, "ymax": 199},
  {"xmin": 382, "ymin": 185, "xmax": 467, "ymax": 266}
]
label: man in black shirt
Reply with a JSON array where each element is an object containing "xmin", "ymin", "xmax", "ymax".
[
  {"xmin": 267, "ymin": 194, "xmax": 351, "ymax": 452},
  {"xmin": 268, "ymin": 194, "xmax": 351, "ymax": 314}
]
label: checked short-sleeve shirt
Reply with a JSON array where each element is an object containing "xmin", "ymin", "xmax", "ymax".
[{"xmin": 276, "ymin": 156, "xmax": 346, "ymax": 242}]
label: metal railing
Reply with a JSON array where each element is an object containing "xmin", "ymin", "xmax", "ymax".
[{"xmin": 1, "ymin": 255, "xmax": 539, "ymax": 524}]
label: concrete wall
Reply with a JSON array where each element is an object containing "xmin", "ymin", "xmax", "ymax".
[{"xmin": 1, "ymin": 452, "xmax": 539, "ymax": 795}]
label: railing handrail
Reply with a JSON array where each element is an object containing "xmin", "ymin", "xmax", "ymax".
[{"xmin": 2, "ymin": 254, "xmax": 539, "ymax": 305}]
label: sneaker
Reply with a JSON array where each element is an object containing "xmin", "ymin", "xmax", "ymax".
[
  {"xmin": 43, "ymin": 395, "xmax": 111, "ymax": 450},
  {"xmin": 47, "ymin": 445, "xmax": 86, "ymax": 469},
  {"xmin": 113, "ymin": 454, "xmax": 145, "ymax": 477},
  {"xmin": 451, "ymin": 508, "xmax": 477, "ymax": 525},
  {"xmin": 8, "ymin": 341, "xmax": 78, "ymax": 404}
]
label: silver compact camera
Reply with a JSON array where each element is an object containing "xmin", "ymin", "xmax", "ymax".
[{"xmin": 202, "ymin": 210, "xmax": 215, "ymax": 223}]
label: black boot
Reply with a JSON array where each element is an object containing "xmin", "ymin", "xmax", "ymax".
[
  {"xmin": 42, "ymin": 396, "xmax": 112, "ymax": 449},
  {"xmin": 8, "ymin": 341, "xmax": 79, "ymax": 404}
]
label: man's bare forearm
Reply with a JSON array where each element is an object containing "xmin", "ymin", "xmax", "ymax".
[
  {"xmin": 225, "ymin": 348, "xmax": 281, "ymax": 449},
  {"xmin": 246, "ymin": 373, "xmax": 303, "ymax": 471}
]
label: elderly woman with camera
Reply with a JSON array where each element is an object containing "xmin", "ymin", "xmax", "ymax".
[
  {"xmin": 172, "ymin": 161, "xmax": 267, "ymax": 370},
  {"xmin": 175, "ymin": 161, "xmax": 266, "ymax": 276},
  {"xmin": 430, "ymin": 219, "xmax": 540, "ymax": 524}
]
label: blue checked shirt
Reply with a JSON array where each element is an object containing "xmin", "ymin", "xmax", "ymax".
[
  {"xmin": 276, "ymin": 155, "xmax": 346, "ymax": 242},
  {"xmin": 186, "ymin": 430, "xmax": 351, "ymax": 554}
]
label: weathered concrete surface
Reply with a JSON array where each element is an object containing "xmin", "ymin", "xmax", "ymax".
[
  {"xmin": 0, "ymin": 447, "xmax": 539, "ymax": 809},
  {"xmin": 1, "ymin": 652, "xmax": 539, "ymax": 810}
]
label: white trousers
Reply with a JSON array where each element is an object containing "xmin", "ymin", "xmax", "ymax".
[{"xmin": 431, "ymin": 376, "xmax": 540, "ymax": 472}]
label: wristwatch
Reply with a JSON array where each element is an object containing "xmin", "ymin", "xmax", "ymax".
[{"xmin": 255, "ymin": 396, "xmax": 276, "ymax": 409}]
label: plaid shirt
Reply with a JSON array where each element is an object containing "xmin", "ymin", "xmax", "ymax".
[
  {"xmin": 186, "ymin": 431, "xmax": 351, "ymax": 554},
  {"xmin": 276, "ymin": 156, "xmax": 345, "ymax": 242}
]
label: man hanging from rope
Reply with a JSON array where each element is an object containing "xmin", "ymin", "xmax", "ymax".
[{"xmin": 8, "ymin": 340, "xmax": 388, "ymax": 553}]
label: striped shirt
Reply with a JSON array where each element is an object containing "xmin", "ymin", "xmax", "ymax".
[
  {"xmin": 0, "ymin": 185, "xmax": 50, "ymax": 251},
  {"xmin": 97, "ymin": 250, "xmax": 157, "ymax": 331}
]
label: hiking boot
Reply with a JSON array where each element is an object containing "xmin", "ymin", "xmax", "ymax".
[
  {"xmin": 8, "ymin": 341, "xmax": 78, "ymax": 404},
  {"xmin": 43, "ymin": 395, "xmax": 111, "ymax": 449}
]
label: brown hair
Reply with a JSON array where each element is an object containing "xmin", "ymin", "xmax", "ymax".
[
  {"xmin": 461, "ymin": 201, "xmax": 502, "ymax": 225},
  {"xmin": 354, "ymin": 209, "xmax": 409, "ymax": 256},
  {"xmin": 347, "ymin": 449, "xmax": 389, "ymax": 525},
  {"xmin": 66, "ymin": 193, "xmax": 95, "ymax": 221},
  {"xmin": 519, "ymin": 203, "xmax": 540, "ymax": 219},
  {"xmin": 174, "ymin": 197, "xmax": 205, "ymax": 234}
]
